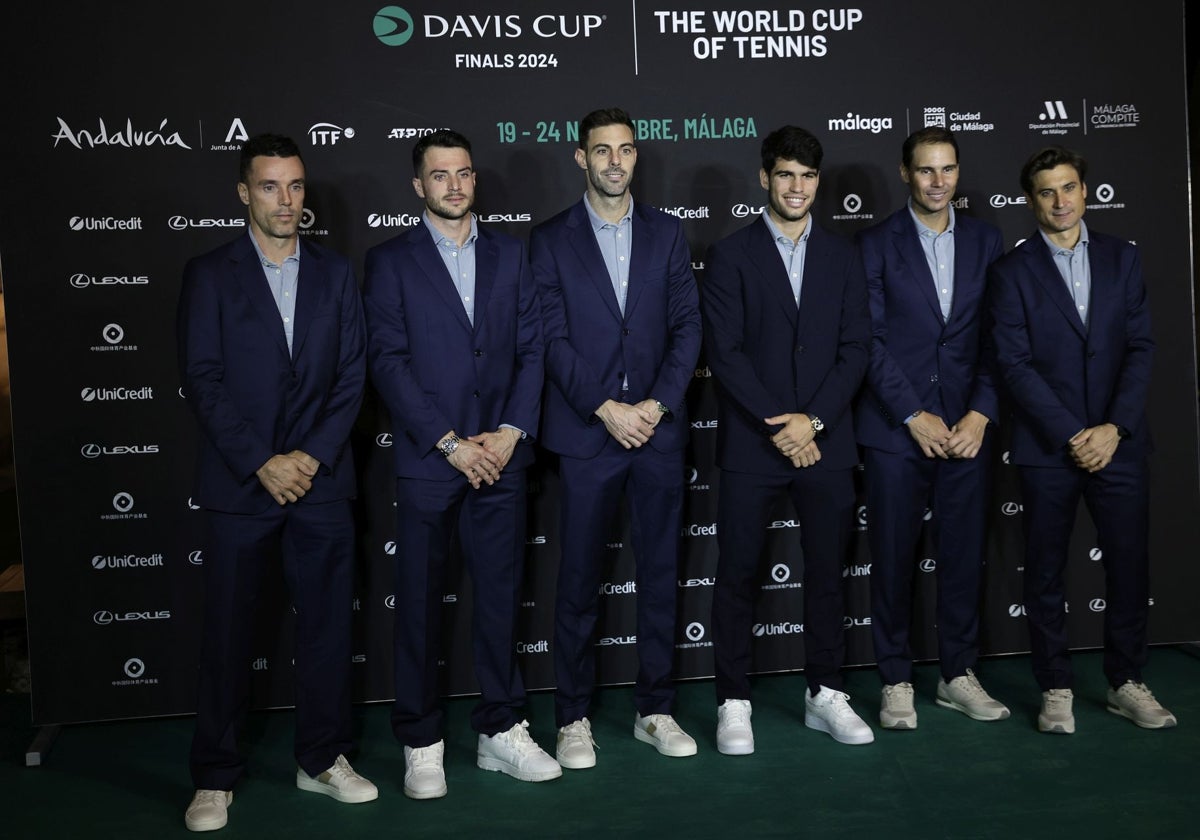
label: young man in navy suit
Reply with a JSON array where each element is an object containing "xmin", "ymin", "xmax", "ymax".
[
  {"xmin": 363, "ymin": 130, "xmax": 558, "ymax": 795},
  {"xmin": 989, "ymin": 146, "xmax": 1175, "ymax": 734},
  {"xmin": 856, "ymin": 127, "xmax": 1010, "ymax": 730},
  {"xmin": 531, "ymin": 108, "xmax": 702, "ymax": 768},
  {"xmin": 701, "ymin": 126, "xmax": 873, "ymax": 753},
  {"xmin": 178, "ymin": 134, "xmax": 376, "ymax": 832}
]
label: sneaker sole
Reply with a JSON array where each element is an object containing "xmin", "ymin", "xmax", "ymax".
[
  {"xmin": 1107, "ymin": 704, "xmax": 1177, "ymax": 729},
  {"xmin": 403, "ymin": 781, "xmax": 448, "ymax": 800},
  {"xmin": 477, "ymin": 755, "xmax": 563, "ymax": 781},
  {"xmin": 295, "ymin": 775, "xmax": 379, "ymax": 803},
  {"xmin": 556, "ymin": 750, "xmax": 597, "ymax": 770},
  {"xmin": 804, "ymin": 714, "xmax": 875, "ymax": 745},
  {"xmin": 879, "ymin": 714, "xmax": 917, "ymax": 730},
  {"xmin": 633, "ymin": 726, "xmax": 698, "ymax": 756},
  {"xmin": 184, "ymin": 812, "xmax": 228, "ymax": 832},
  {"xmin": 716, "ymin": 739, "xmax": 754, "ymax": 755},
  {"xmin": 1037, "ymin": 715, "xmax": 1076, "ymax": 734},
  {"xmin": 935, "ymin": 696, "xmax": 1011, "ymax": 722}
]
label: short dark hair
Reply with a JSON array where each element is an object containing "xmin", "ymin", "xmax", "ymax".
[
  {"xmin": 412, "ymin": 129, "xmax": 473, "ymax": 176},
  {"xmin": 1020, "ymin": 145, "xmax": 1087, "ymax": 194},
  {"xmin": 901, "ymin": 127, "xmax": 959, "ymax": 169},
  {"xmin": 760, "ymin": 126, "xmax": 823, "ymax": 173},
  {"xmin": 578, "ymin": 108, "xmax": 635, "ymax": 149},
  {"xmin": 239, "ymin": 134, "xmax": 303, "ymax": 183}
]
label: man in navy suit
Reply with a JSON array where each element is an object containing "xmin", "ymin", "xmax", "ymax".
[
  {"xmin": 701, "ymin": 126, "xmax": 873, "ymax": 753},
  {"xmin": 531, "ymin": 107, "xmax": 702, "ymax": 768},
  {"xmin": 989, "ymin": 146, "xmax": 1175, "ymax": 734},
  {"xmin": 178, "ymin": 134, "xmax": 376, "ymax": 832},
  {"xmin": 855, "ymin": 127, "xmax": 1010, "ymax": 730},
  {"xmin": 363, "ymin": 130, "xmax": 559, "ymax": 796}
]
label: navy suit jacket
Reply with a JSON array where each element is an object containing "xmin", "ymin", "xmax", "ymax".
[
  {"xmin": 363, "ymin": 220, "xmax": 543, "ymax": 479},
  {"xmin": 855, "ymin": 208, "xmax": 1004, "ymax": 453},
  {"xmin": 177, "ymin": 234, "xmax": 367, "ymax": 514},
  {"xmin": 702, "ymin": 217, "xmax": 870, "ymax": 473},
  {"xmin": 530, "ymin": 199, "xmax": 701, "ymax": 458},
  {"xmin": 988, "ymin": 228, "xmax": 1154, "ymax": 467}
]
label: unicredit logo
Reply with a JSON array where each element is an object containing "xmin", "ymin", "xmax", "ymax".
[
  {"xmin": 517, "ymin": 640, "xmax": 549, "ymax": 653},
  {"xmin": 69, "ymin": 215, "xmax": 143, "ymax": 231},
  {"xmin": 367, "ymin": 213, "xmax": 422, "ymax": 228},
  {"xmin": 80, "ymin": 386, "xmax": 154, "ymax": 402},
  {"xmin": 753, "ymin": 621, "xmax": 803, "ymax": 636}
]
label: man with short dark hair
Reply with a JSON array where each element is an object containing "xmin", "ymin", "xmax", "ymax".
[
  {"xmin": 178, "ymin": 133, "xmax": 376, "ymax": 832},
  {"xmin": 532, "ymin": 107, "xmax": 702, "ymax": 768},
  {"xmin": 364, "ymin": 129, "xmax": 558, "ymax": 796},
  {"xmin": 855, "ymin": 127, "xmax": 1009, "ymax": 730},
  {"xmin": 702, "ymin": 125, "xmax": 873, "ymax": 753},
  {"xmin": 989, "ymin": 145, "xmax": 1175, "ymax": 734}
]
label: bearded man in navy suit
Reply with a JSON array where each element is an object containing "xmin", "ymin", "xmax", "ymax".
[
  {"xmin": 701, "ymin": 126, "xmax": 873, "ymax": 754},
  {"xmin": 178, "ymin": 134, "xmax": 376, "ymax": 832},
  {"xmin": 531, "ymin": 107, "xmax": 702, "ymax": 769},
  {"xmin": 364, "ymin": 130, "xmax": 559, "ymax": 797},
  {"xmin": 989, "ymin": 145, "xmax": 1175, "ymax": 734},
  {"xmin": 855, "ymin": 127, "xmax": 1010, "ymax": 731}
]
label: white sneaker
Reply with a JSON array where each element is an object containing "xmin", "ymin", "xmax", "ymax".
[
  {"xmin": 805, "ymin": 687, "xmax": 875, "ymax": 745},
  {"xmin": 1038, "ymin": 689, "xmax": 1075, "ymax": 734},
  {"xmin": 633, "ymin": 713, "xmax": 698, "ymax": 757},
  {"xmin": 404, "ymin": 741, "xmax": 448, "ymax": 799},
  {"xmin": 556, "ymin": 718, "xmax": 597, "ymax": 769},
  {"xmin": 184, "ymin": 789, "xmax": 232, "ymax": 832},
  {"xmin": 296, "ymin": 754, "xmax": 378, "ymax": 803},
  {"xmin": 716, "ymin": 699, "xmax": 754, "ymax": 755},
  {"xmin": 880, "ymin": 683, "xmax": 917, "ymax": 730},
  {"xmin": 1107, "ymin": 681, "xmax": 1178, "ymax": 729},
  {"xmin": 936, "ymin": 669, "xmax": 1010, "ymax": 721},
  {"xmin": 477, "ymin": 721, "xmax": 562, "ymax": 782}
]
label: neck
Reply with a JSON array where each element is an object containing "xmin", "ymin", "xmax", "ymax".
[
  {"xmin": 252, "ymin": 229, "xmax": 297, "ymax": 263},
  {"xmin": 1043, "ymin": 225, "xmax": 1081, "ymax": 250},
  {"xmin": 767, "ymin": 209, "xmax": 810, "ymax": 243},
  {"xmin": 912, "ymin": 205, "xmax": 950, "ymax": 234},
  {"xmin": 587, "ymin": 189, "xmax": 631, "ymax": 224},
  {"xmin": 427, "ymin": 212, "xmax": 473, "ymax": 246}
]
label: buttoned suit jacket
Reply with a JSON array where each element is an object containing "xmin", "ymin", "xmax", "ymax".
[{"xmin": 177, "ymin": 234, "xmax": 366, "ymax": 514}]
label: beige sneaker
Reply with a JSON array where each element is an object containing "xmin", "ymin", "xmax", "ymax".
[
  {"xmin": 184, "ymin": 789, "xmax": 232, "ymax": 832},
  {"xmin": 296, "ymin": 754, "xmax": 379, "ymax": 803},
  {"xmin": 936, "ymin": 669, "xmax": 1010, "ymax": 721},
  {"xmin": 880, "ymin": 683, "xmax": 917, "ymax": 730},
  {"xmin": 1107, "ymin": 681, "xmax": 1177, "ymax": 729},
  {"xmin": 1038, "ymin": 688, "xmax": 1075, "ymax": 734}
]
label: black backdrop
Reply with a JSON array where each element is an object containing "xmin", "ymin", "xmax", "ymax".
[{"xmin": 1, "ymin": 0, "xmax": 1197, "ymax": 726}]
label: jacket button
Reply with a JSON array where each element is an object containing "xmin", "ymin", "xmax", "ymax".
[
  {"xmin": 929, "ymin": 374, "xmax": 938, "ymax": 383},
  {"xmin": 473, "ymin": 390, "xmax": 480, "ymax": 398},
  {"xmin": 474, "ymin": 349, "xmax": 483, "ymax": 357},
  {"xmin": 622, "ymin": 328, "xmax": 631, "ymax": 336}
]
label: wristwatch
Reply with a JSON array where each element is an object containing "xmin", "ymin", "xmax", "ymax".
[
  {"xmin": 810, "ymin": 415, "xmax": 824, "ymax": 434},
  {"xmin": 437, "ymin": 434, "xmax": 461, "ymax": 458},
  {"xmin": 655, "ymin": 400, "xmax": 670, "ymax": 414}
]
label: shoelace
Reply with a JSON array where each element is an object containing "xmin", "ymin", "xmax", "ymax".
[
  {"xmin": 192, "ymin": 790, "xmax": 228, "ymax": 808},
  {"xmin": 1119, "ymin": 681, "xmax": 1156, "ymax": 703},
  {"xmin": 500, "ymin": 721, "xmax": 542, "ymax": 755},
  {"xmin": 409, "ymin": 744, "xmax": 443, "ymax": 770},
  {"xmin": 721, "ymin": 702, "xmax": 751, "ymax": 728},
  {"xmin": 1044, "ymin": 690, "xmax": 1072, "ymax": 712},
  {"xmin": 644, "ymin": 714, "xmax": 685, "ymax": 735},
  {"xmin": 325, "ymin": 755, "xmax": 364, "ymax": 783},
  {"xmin": 561, "ymin": 719, "xmax": 595, "ymax": 747},
  {"xmin": 955, "ymin": 671, "xmax": 990, "ymax": 699},
  {"xmin": 883, "ymin": 684, "xmax": 914, "ymax": 701}
]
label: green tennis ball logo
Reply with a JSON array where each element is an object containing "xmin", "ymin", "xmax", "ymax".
[{"xmin": 374, "ymin": 6, "xmax": 414, "ymax": 46}]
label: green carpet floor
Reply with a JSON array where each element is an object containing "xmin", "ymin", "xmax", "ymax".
[{"xmin": 3, "ymin": 647, "xmax": 1198, "ymax": 839}]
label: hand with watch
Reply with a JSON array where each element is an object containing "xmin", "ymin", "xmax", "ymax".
[
  {"xmin": 436, "ymin": 431, "xmax": 503, "ymax": 489},
  {"xmin": 763, "ymin": 411, "xmax": 823, "ymax": 459}
]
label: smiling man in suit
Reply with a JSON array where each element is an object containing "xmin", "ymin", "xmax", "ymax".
[
  {"xmin": 701, "ymin": 125, "xmax": 872, "ymax": 753},
  {"xmin": 364, "ymin": 129, "xmax": 559, "ymax": 797},
  {"xmin": 855, "ymin": 127, "xmax": 1010, "ymax": 731},
  {"xmin": 989, "ymin": 145, "xmax": 1175, "ymax": 734},
  {"xmin": 531, "ymin": 107, "xmax": 702, "ymax": 768},
  {"xmin": 178, "ymin": 133, "xmax": 376, "ymax": 832}
]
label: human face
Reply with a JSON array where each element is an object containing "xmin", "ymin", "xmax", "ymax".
[
  {"xmin": 760, "ymin": 158, "xmax": 819, "ymax": 228},
  {"xmin": 413, "ymin": 145, "xmax": 476, "ymax": 221},
  {"xmin": 575, "ymin": 123, "xmax": 637, "ymax": 200},
  {"xmin": 238, "ymin": 155, "xmax": 305, "ymax": 245},
  {"xmin": 901, "ymin": 142, "xmax": 958, "ymax": 223},
  {"xmin": 1028, "ymin": 164, "xmax": 1087, "ymax": 242}
]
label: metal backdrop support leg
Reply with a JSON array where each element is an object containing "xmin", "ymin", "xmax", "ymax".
[{"xmin": 25, "ymin": 725, "xmax": 60, "ymax": 767}]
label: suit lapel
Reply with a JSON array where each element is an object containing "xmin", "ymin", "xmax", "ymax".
[
  {"xmin": 748, "ymin": 218, "xmax": 799, "ymax": 328},
  {"xmin": 412, "ymin": 225, "xmax": 474, "ymax": 334},
  {"xmin": 1083, "ymin": 235, "xmax": 1114, "ymax": 342},
  {"xmin": 1023, "ymin": 235, "xmax": 1087, "ymax": 340},
  {"xmin": 567, "ymin": 202, "xmax": 624, "ymax": 322},
  {"xmin": 624, "ymin": 205, "xmax": 650, "ymax": 320},
  {"xmin": 291, "ymin": 240, "xmax": 324, "ymax": 359},
  {"xmin": 893, "ymin": 211, "xmax": 945, "ymax": 324},
  {"xmin": 230, "ymin": 237, "xmax": 290, "ymax": 359},
  {"xmin": 472, "ymin": 228, "xmax": 498, "ymax": 333}
]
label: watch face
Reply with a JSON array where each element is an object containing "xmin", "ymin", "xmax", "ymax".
[{"xmin": 811, "ymin": 417, "xmax": 824, "ymax": 432}]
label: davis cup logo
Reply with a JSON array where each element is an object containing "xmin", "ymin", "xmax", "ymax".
[{"xmin": 374, "ymin": 6, "xmax": 415, "ymax": 46}]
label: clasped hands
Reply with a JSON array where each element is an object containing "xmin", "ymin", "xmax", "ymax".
[
  {"xmin": 448, "ymin": 427, "xmax": 522, "ymax": 489},
  {"xmin": 596, "ymin": 398, "xmax": 663, "ymax": 449},
  {"xmin": 765, "ymin": 413, "xmax": 821, "ymax": 469},
  {"xmin": 256, "ymin": 450, "xmax": 321, "ymax": 505},
  {"xmin": 907, "ymin": 409, "xmax": 989, "ymax": 459}
]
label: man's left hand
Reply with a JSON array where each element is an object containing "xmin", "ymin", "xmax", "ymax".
[
  {"xmin": 945, "ymin": 411, "xmax": 989, "ymax": 459},
  {"xmin": 1069, "ymin": 423, "xmax": 1120, "ymax": 473},
  {"xmin": 468, "ymin": 427, "xmax": 522, "ymax": 471}
]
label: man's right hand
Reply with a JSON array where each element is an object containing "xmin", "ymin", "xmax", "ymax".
[
  {"xmin": 256, "ymin": 453, "xmax": 315, "ymax": 505},
  {"xmin": 907, "ymin": 411, "xmax": 953, "ymax": 459},
  {"xmin": 595, "ymin": 399, "xmax": 657, "ymax": 449},
  {"xmin": 447, "ymin": 439, "xmax": 503, "ymax": 489}
]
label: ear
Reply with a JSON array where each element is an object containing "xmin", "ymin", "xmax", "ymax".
[
  {"xmin": 759, "ymin": 169, "xmax": 770, "ymax": 190},
  {"xmin": 899, "ymin": 163, "xmax": 911, "ymax": 185},
  {"xmin": 412, "ymin": 177, "xmax": 426, "ymax": 199},
  {"xmin": 574, "ymin": 147, "xmax": 587, "ymax": 171},
  {"xmin": 237, "ymin": 183, "xmax": 249, "ymax": 206}
]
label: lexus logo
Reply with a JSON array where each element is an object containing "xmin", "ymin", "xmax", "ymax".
[
  {"xmin": 919, "ymin": 558, "xmax": 936, "ymax": 573},
  {"xmin": 112, "ymin": 492, "xmax": 135, "ymax": 512},
  {"xmin": 384, "ymin": 595, "xmax": 396, "ymax": 609},
  {"xmin": 376, "ymin": 433, "xmax": 393, "ymax": 447},
  {"xmin": 685, "ymin": 622, "xmax": 705, "ymax": 641},
  {"xmin": 1089, "ymin": 598, "xmax": 1106, "ymax": 612},
  {"xmin": 71, "ymin": 273, "xmax": 90, "ymax": 288},
  {"xmin": 188, "ymin": 550, "xmax": 204, "ymax": 565},
  {"xmin": 81, "ymin": 443, "xmax": 102, "ymax": 458},
  {"xmin": 123, "ymin": 658, "xmax": 145, "ymax": 678},
  {"xmin": 686, "ymin": 466, "xmax": 699, "ymax": 484},
  {"xmin": 102, "ymin": 323, "xmax": 125, "ymax": 344},
  {"xmin": 842, "ymin": 193, "xmax": 863, "ymax": 213},
  {"xmin": 1001, "ymin": 502, "xmax": 1022, "ymax": 515},
  {"xmin": 94, "ymin": 610, "xmax": 114, "ymax": 625},
  {"xmin": 187, "ymin": 497, "xmax": 201, "ymax": 510},
  {"xmin": 770, "ymin": 563, "xmax": 790, "ymax": 583},
  {"xmin": 168, "ymin": 215, "xmax": 188, "ymax": 231}
]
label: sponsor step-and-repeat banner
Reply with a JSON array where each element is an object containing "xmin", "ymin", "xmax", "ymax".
[{"xmin": 1, "ymin": 1, "xmax": 1197, "ymax": 725}]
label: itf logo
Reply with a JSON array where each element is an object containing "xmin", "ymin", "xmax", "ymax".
[{"xmin": 374, "ymin": 6, "xmax": 415, "ymax": 46}]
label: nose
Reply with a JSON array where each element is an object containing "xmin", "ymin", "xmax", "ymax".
[{"xmin": 279, "ymin": 188, "xmax": 292, "ymax": 206}]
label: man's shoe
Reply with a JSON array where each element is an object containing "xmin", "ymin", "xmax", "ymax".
[
  {"xmin": 296, "ymin": 754, "xmax": 379, "ymax": 803},
  {"xmin": 716, "ymin": 699, "xmax": 754, "ymax": 755},
  {"xmin": 404, "ymin": 741, "xmax": 448, "ymax": 799},
  {"xmin": 634, "ymin": 713, "xmax": 698, "ymax": 757},
  {"xmin": 936, "ymin": 669, "xmax": 1010, "ymax": 721},
  {"xmin": 185, "ymin": 789, "xmax": 232, "ymax": 832},
  {"xmin": 477, "ymin": 721, "xmax": 562, "ymax": 782},
  {"xmin": 805, "ymin": 687, "xmax": 874, "ymax": 745},
  {"xmin": 556, "ymin": 718, "xmax": 597, "ymax": 769},
  {"xmin": 880, "ymin": 683, "xmax": 917, "ymax": 730},
  {"xmin": 1107, "ymin": 681, "xmax": 1178, "ymax": 729},
  {"xmin": 1038, "ymin": 688, "xmax": 1075, "ymax": 734}
]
